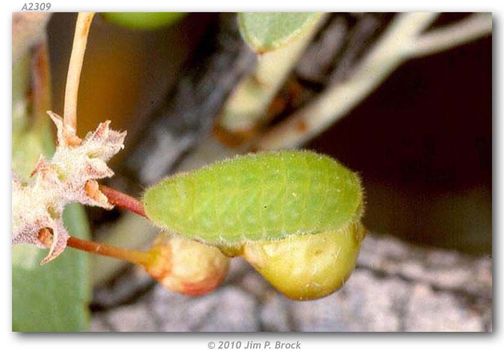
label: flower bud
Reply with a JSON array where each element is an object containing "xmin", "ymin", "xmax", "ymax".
[
  {"xmin": 146, "ymin": 233, "xmax": 230, "ymax": 296},
  {"xmin": 242, "ymin": 221, "xmax": 365, "ymax": 300}
]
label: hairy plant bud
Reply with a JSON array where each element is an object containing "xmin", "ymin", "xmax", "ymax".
[
  {"xmin": 146, "ymin": 233, "xmax": 230, "ymax": 296},
  {"xmin": 12, "ymin": 112, "xmax": 126, "ymax": 263}
]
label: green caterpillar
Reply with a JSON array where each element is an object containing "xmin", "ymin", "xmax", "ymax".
[
  {"xmin": 143, "ymin": 150, "xmax": 365, "ymax": 300},
  {"xmin": 143, "ymin": 150, "xmax": 363, "ymax": 249}
]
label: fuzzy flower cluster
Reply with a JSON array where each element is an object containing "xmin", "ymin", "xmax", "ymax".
[{"xmin": 12, "ymin": 111, "xmax": 126, "ymax": 264}]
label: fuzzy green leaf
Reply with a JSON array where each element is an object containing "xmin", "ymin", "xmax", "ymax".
[
  {"xmin": 238, "ymin": 12, "xmax": 322, "ymax": 53},
  {"xmin": 143, "ymin": 151, "xmax": 364, "ymax": 250}
]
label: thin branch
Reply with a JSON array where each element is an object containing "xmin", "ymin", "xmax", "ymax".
[
  {"xmin": 30, "ymin": 36, "xmax": 51, "ymax": 132},
  {"xmin": 67, "ymin": 236, "xmax": 153, "ymax": 267},
  {"xmin": 216, "ymin": 14, "xmax": 325, "ymax": 143},
  {"xmin": 92, "ymin": 213, "xmax": 160, "ymax": 286},
  {"xmin": 63, "ymin": 12, "xmax": 95, "ymax": 140},
  {"xmin": 99, "ymin": 185, "xmax": 147, "ymax": 218},
  {"xmin": 253, "ymin": 12, "xmax": 492, "ymax": 151},
  {"xmin": 254, "ymin": 12, "xmax": 437, "ymax": 150},
  {"xmin": 407, "ymin": 13, "xmax": 492, "ymax": 58},
  {"xmin": 124, "ymin": 14, "xmax": 256, "ymax": 185}
]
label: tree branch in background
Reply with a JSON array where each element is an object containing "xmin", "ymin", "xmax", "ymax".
[
  {"xmin": 30, "ymin": 37, "xmax": 52, "ymax": 132},
  {"xmin": 123, "ymin": 14, "xmax": 256, "ymax": 185},
  {"xmin": 254, "ymin": 12, "xmax": 437, "ymax": 150},
  {"xmin": 215, "ymin": 14, "xmax": 326, "ymax": 145},
  {"xmin": 254, "ymin": 12, "xmax": 492, "ymax": 150},
  {"xmin": 327, "ymin": 13, "xmax": 393, "ymax": 85},
  {"xmin": 407, "ymin": 13, "xmax": 492, "ymax": 58}
]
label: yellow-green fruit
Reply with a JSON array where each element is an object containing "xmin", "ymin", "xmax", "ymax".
[{"xmin": 242, "ymin": 221, "xmax": 365, "ymax": 300}]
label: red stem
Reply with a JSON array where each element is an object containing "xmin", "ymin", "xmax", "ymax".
[
  {"xmin": 67, "ymin": 236, "xmax": 153, "ymax": 267},
  {"xmin": 100, "ymin": 184, "xmax": 146, "ymax": 218}
]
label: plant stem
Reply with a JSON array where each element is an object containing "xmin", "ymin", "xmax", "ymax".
[
  {"xmin": 216, "ymin": 13, "xmax": 325, "ymax": 140},
  {"xmin": 254, "ymin": 12, "xmax": 437, "ymax": 150},
  {"xmin": 253, "ymin": 12, "xmax": 492, "ymax": 151},
  {"xmin": 407, "ymin": 13, "xmax": 492, "ymax": 58},
  {"xmin": 67, "ymin": 236, "xmax": 153, "ymax": 267},
  {"xmin": 31, "ymin": 36, "xmax": 52, "ymax": 134},
  {"xmin": 63, "ymin": 12, "xmax": 95, "ymax": 140},
  {"xmin": 99, "ymin": 185, "xmax": 147, "ymax": 218}
]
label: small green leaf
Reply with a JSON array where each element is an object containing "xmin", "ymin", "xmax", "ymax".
[
  {"xmin": 238, "ymin": 12, "xmax": 322, "ymax": 53},
  {"xmin": 102, "ymin": 12, "xmax": 186, "ymax": 30},
  {"xmin": 143, "ymin": 151, "xmax": 363, "ymax": 251}
]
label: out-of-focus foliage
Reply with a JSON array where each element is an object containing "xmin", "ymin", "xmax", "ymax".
[
  {"xmin": 102, "ymin": 12, "xmax": 186, "ymax": 30},
  {"xmin": 238, "ymin": 12, "xmax": 321, "ymax": 53}
]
